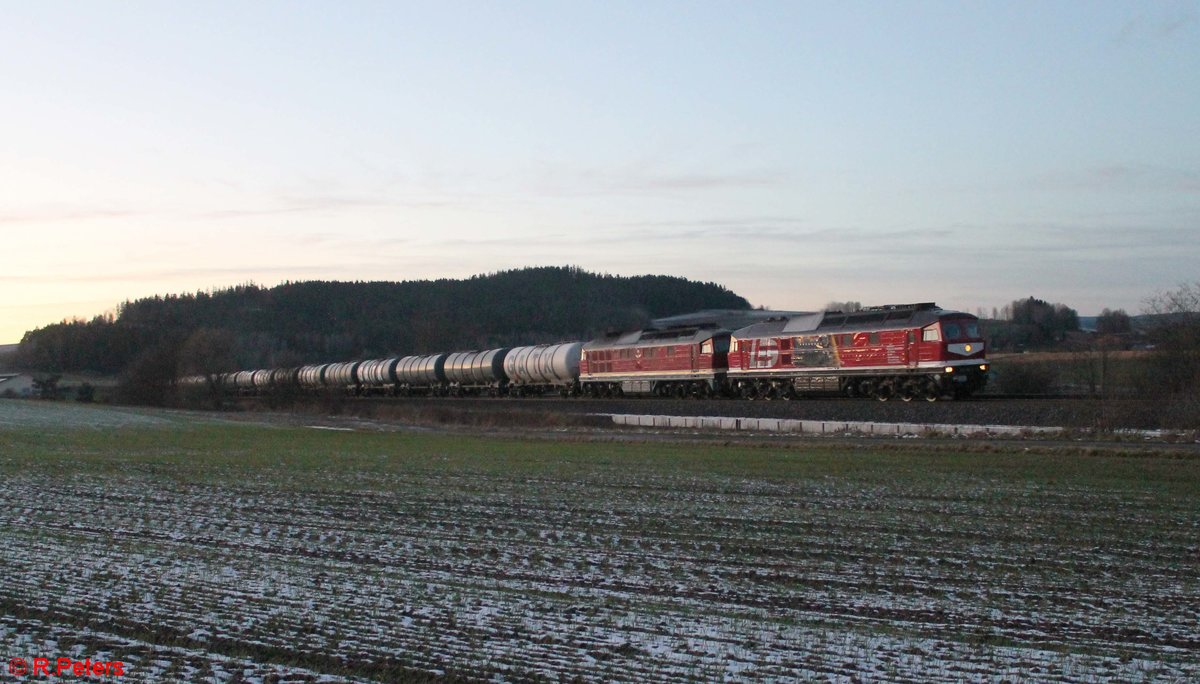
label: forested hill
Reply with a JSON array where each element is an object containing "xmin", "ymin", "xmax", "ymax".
[{"xmin": 17, "ymin": 267, "xmax": 750, "ymax": 374}]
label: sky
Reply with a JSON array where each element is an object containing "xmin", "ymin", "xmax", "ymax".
[{"xmin": 2, "ymin": 1, "xmax": 1198, "ymax": 344}]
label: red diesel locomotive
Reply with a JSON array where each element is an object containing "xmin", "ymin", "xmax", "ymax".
[
  {"xmin": 727, "ymin": 303, "xmax": 988, "ymax": 401},
  {"xmin": 580, "ymin": 325, "xmax": 730, "ymax": 398}
]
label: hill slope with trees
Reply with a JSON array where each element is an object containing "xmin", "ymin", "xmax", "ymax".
[{"xmin": 16, "ymin": 267, "xmax": 750, "ymax": 376}]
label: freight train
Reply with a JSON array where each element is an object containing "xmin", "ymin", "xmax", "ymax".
[{"xmin": 189, "ymin": 303, "xmax": 989, "ymax": 402}]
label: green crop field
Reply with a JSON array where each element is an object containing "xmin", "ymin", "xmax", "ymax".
[{"xmin": 1, "ymin": 401, "xmax": 1197, "ymax": 682}]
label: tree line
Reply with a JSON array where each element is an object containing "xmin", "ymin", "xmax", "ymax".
[{"xmin": 16, "ymin": 266, "xmax": 750, "ymax": 379}]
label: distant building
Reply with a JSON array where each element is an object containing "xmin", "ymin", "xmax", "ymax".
[{"xmin": 0, "ymin": 373, "xmax": 35, "ymax": 398}]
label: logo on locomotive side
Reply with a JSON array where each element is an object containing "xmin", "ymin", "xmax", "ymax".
[{"xmin": 747, "ymin": 339, "xmax": 779, "ymax": 369}]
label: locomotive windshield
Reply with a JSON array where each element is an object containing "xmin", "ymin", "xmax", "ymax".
[{"xmin": 941, "ymin": 319, "xmax": 981, "ymax": 341}]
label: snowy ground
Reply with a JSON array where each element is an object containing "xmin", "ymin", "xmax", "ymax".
[{"xmin": 1, "ymin": 400, "xmax": 1197, "ymax": 682}]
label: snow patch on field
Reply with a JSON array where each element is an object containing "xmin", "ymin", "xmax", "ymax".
[{"xmin": 0, "ymin": 400, "xmax": 197, "ymax": 429}]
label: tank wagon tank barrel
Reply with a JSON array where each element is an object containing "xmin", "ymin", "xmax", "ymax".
[{"xmin": 503, "ymin": 342, "xmax": 582, "ymax": 396}]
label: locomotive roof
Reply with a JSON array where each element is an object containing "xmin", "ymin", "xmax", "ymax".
[
  {"xmin": 649, "ymin": 308, "xmax": 802, "ymax": 331},
  {"xmin": 584, "ymin": 325, "xmax": 727, "ymax": 349},
  {"xmin": 732, "ymin": 303, "xmax": 966, "ymax": 338}
]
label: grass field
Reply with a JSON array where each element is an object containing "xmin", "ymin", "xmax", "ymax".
[{"xmin": 1, "ymin": 401, "xmax": 1197, "ymax": 682}]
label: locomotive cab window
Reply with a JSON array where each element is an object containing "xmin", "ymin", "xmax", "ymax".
[
  {"xmin": 923, "ymin": 327, "xmax": 941, "ymax": 342},
  {"xmin": 940, "ymin": 321, "xmax": 981, "ymax": 341}
]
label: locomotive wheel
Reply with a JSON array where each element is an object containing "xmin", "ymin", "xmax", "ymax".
[
  {"xmin": 923, "ymin": 379, "xmax": 941, "ymax": 402},
  {"xmin": 899, "ymin": 379, "xmax": 917, "ymax": 402},
  {"xmin": 875, "ymin": 380, "xmax": 894, "ymax": 402}
]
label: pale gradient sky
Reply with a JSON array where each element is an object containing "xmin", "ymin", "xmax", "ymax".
[{"xmin": 3, "ymin": 1, "xmax": 1198, "ymax": 343}]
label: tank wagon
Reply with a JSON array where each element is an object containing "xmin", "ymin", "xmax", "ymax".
[
  {"xmin": 270, "ymin": 367, "xmax": 299, "ymax": 388},
  {"xmin": 356, "ymin": 358, "xmax": 401, "ymax": 393},
  {"xmin": 444, "ymin": 348, "xmax": 510, "ymax": 395},
  {"xmin": 504, "ymin": 343, "xmax": 582, "ymax": 396},
  {"xmin": 321, "ymin": 361, "xmax": 361, "ymax": 393},
  {"xmin": 199, "ymin": 303, "xmax": 987, "ymax": 402},
  {"xmin": 394, "ymin": 354, "xmax": 448, "ymax": 394}
]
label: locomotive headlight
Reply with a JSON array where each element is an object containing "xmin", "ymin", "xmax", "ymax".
[
  {"xmin": 979, "ymin": 364, "xmax": 989, "ymax": 372},
  {"xmin": 944, "ymin": 366, "xmax": 954, "ymax": 373},
  {"xmin": 964, "ymin": 344, "xmax": 973, "ymax": 352}
]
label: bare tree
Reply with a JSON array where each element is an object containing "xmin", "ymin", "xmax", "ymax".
[
  {"xmin": 1144, "ymin": 282, "xmax": 1200, "ymax": 317},
  {"xmin": 1141, "ymin": 282, "xmax": 1200, "ymax": 396}
]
